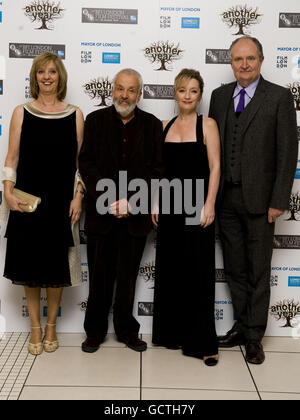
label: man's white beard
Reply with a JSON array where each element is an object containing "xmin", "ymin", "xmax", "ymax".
[{"xmin": 113, "ymin": 99, "xmax": 137, "ymax": 117}]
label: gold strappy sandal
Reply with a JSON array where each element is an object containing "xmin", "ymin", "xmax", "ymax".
[
  {"xmin": 28, "ymin": 326, "xmax": 43, "ymax": 356},
  {"xmin": 43, "ymin": 323, "xmax": 59, "ymax": 353}
]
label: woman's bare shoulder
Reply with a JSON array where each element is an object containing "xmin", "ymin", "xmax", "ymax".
[{"xmin": 202, "ymin": 116, "xmax": 218, "ymax": 130}]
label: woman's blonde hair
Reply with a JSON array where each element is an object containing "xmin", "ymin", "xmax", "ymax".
[
  {"xmin": 174, "ymin": 68, "xmax": 204, "ymax": 95},
  {"xmin": 30, "ymin": 52, "xmax": 68, "ymax": 100}
]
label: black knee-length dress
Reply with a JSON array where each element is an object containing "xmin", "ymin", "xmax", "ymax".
[
  {"xmin": 152, "ymin": 115, "xmax": 218, "ymax": 358},
  {"xmin": 4, "ymin": 103, "xmax": 78, "ymax": 288}
]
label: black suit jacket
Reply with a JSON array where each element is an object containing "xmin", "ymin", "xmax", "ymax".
[
  {"xmin": 79, "ymin": 105, "xmax": 164, "ymax": 236},
  {"xmin": 209, "ymin": 76, "xmax": 298, "ymax": 214}
]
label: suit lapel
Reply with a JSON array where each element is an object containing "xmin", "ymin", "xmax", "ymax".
[{"xmin": 241, "ymin": 77, "xmax": 266, "ymax": 136}]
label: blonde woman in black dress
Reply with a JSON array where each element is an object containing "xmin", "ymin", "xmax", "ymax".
[
  {"xmin": 152, "ymin": 69, "xmax": 220, "ymax": 366},
  {"xmin": 2, "ymin": 52, "xmax": 84, "ymax": 355}
]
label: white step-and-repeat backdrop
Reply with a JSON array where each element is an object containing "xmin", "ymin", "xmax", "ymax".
[{"xmin": 0, "ymin": 0, "xmax": 300, "ymax": 337}]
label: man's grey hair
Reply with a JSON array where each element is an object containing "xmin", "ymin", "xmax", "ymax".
[
  {"xmin": 229, "ymin": 36, "xmax": 264, "ymax": 59},
  {"xmin": 112, "ymin": 68, "xmax": 143, "ymax": 95}
]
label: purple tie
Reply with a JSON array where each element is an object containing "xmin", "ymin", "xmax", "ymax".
[{"xmin": 236, "ymin": 88, "xmax": 246, "ymax": 113}]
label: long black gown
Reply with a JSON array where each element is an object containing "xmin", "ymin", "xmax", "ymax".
[
  {"xmin": 4, "ymin": 103, "xmax": 78, "ymax": 288},
  {"xmin": 152, "ymin": 115, "xmax": 218, "ymax": 358}
]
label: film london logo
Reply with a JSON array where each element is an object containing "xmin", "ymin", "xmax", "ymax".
[
  {"xmin": 221, "ymin": 5, "xmax": 262, "ymax": 35},
  {"xmin": 270, "ymin": 300, "xmax": 300, "ymax": 337},
  {"xmin": 143, "ymin": 41, "xmax": 184, "ymax": 71},
  {"xmin": 270, "ymin": 275, "xmax": 279, "ymax": 287},
  {"xmin": 288, "ymin": 82, "xmax": 300, "ymax": 111},
  {"xmin": 83, "ymin": 77, "xmax": 112, "ymax": 107},
  {"xmin": 24, "ymin": 1, "xmax": 65, "ymax": 30}
]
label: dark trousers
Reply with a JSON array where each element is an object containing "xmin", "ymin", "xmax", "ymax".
[
  {"xmin": 84, "ymin": 222, "xmax": 147, "ymax": 341},
  {"xmin": 218, "ymin": 184, "xmax": 275, "ymax": 341}
]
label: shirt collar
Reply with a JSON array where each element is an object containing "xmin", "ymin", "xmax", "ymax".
[{"xmin": 233, "ymin": 76, "xmax": 261, "ymax": 99}]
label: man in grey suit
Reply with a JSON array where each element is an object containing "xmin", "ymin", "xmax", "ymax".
[{"xmin": 209, "ymin": 36, "xmax": 298, "ymax": 364}]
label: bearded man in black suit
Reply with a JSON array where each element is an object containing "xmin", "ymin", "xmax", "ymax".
[{"xmin": 79, "ymin": 69, "xmax": 163, "ymax": 353}]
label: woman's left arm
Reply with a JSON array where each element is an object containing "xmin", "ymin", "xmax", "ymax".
[
  {"xmin": 69, "ymin": 108, "xmax": 85, "ymax": 224},
  {"xmin": 201, "ymin": 117, "xmax": 221, "ymax": 228}
]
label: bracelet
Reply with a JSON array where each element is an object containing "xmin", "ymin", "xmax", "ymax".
[
  {"xmin": 75, "ymin": 189, "xmax": 85, "ymax": 196},
  {"xmin": 2, "ymin": 167, "xmax": 17, "ymax": 184}
]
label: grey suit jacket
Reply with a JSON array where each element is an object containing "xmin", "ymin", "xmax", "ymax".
[{"xmin": 209, "ymin": 76, "xmax": 298, "ymax": 214}]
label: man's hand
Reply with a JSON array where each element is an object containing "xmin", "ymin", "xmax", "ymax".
[
  {"xmin": 268, "ymin": 207, "xmax": 284, "ymax": 223},
  {"xmin": 109, "ymin": 199, "xmax": 131, "ymax": 218}
]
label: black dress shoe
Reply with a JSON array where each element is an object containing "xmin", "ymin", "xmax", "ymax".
[
  {"xmin": 118, "ymin": 335, "xmax": 147, "ymax": 352},
  {"xmin": 218, "ymin": 327, "xmax": 246, "ymax": 348},
  {"xmin": 81, "ymin": 337, "xmax": 102, "ymax": 353},
  {"xmin": 245, "ymin": 340, "xmax": 265, "ymax": 364}
]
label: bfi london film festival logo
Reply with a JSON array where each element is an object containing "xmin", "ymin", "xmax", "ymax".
[
  {"xmin": 206, "ymin": 49, "xmax": 230, "ymax": 65},
  {"xmin": 138, "ymin": 302, "xmax": 154, "ymax": 316},
  {"xmin": 143, "ymin": 84, "xmax": 174, "ymax": 100},
  {"xmin": 23, "ymin": 1, "xmax": 65, "ymax": 30},
  {"xmin": 143, "ymin": 41, "xmax": 184, "ymax": 71},
  {"xmin": 279, "ymin": 13, "xmax": 300, "ymax": 28},
  {"xmin": 270, "ymin": 299, "xmax": 300, "ymax": 338},
  {"xmin": 273, "ymin": 235, "xmax": 300, "ymax": 249},
  {"xmin": 220, "ymin": 4, "xmax": 262, "ymax": 35},
  {"xmin": 83, "ymin": 77, "xmax": 112, "ymax": 107},
  {"xmin": 9, "ymin": 43, "xmax": 65, "ymax": 59},
  {"xmin": 82, "ymin": 7, "xmax": 138, "ymax": 25}
]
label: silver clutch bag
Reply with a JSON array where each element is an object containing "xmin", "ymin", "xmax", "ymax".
[{"xmin": 13, "ymin": 188, "xmax": 41, "ymax": 213}]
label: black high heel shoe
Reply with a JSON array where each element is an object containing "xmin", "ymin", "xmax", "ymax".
[{"xmin": 204, "ymin": 357, "xmax": 219, "ymax": 366}]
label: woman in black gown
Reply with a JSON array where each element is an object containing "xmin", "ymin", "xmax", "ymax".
[
  {"xmin": 2, "ymin": 52, "xmax": 84, "ymax": 355},
  {"xmin": 152, "ymin": 69, "xmax": 220, "ymax": 366}
]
